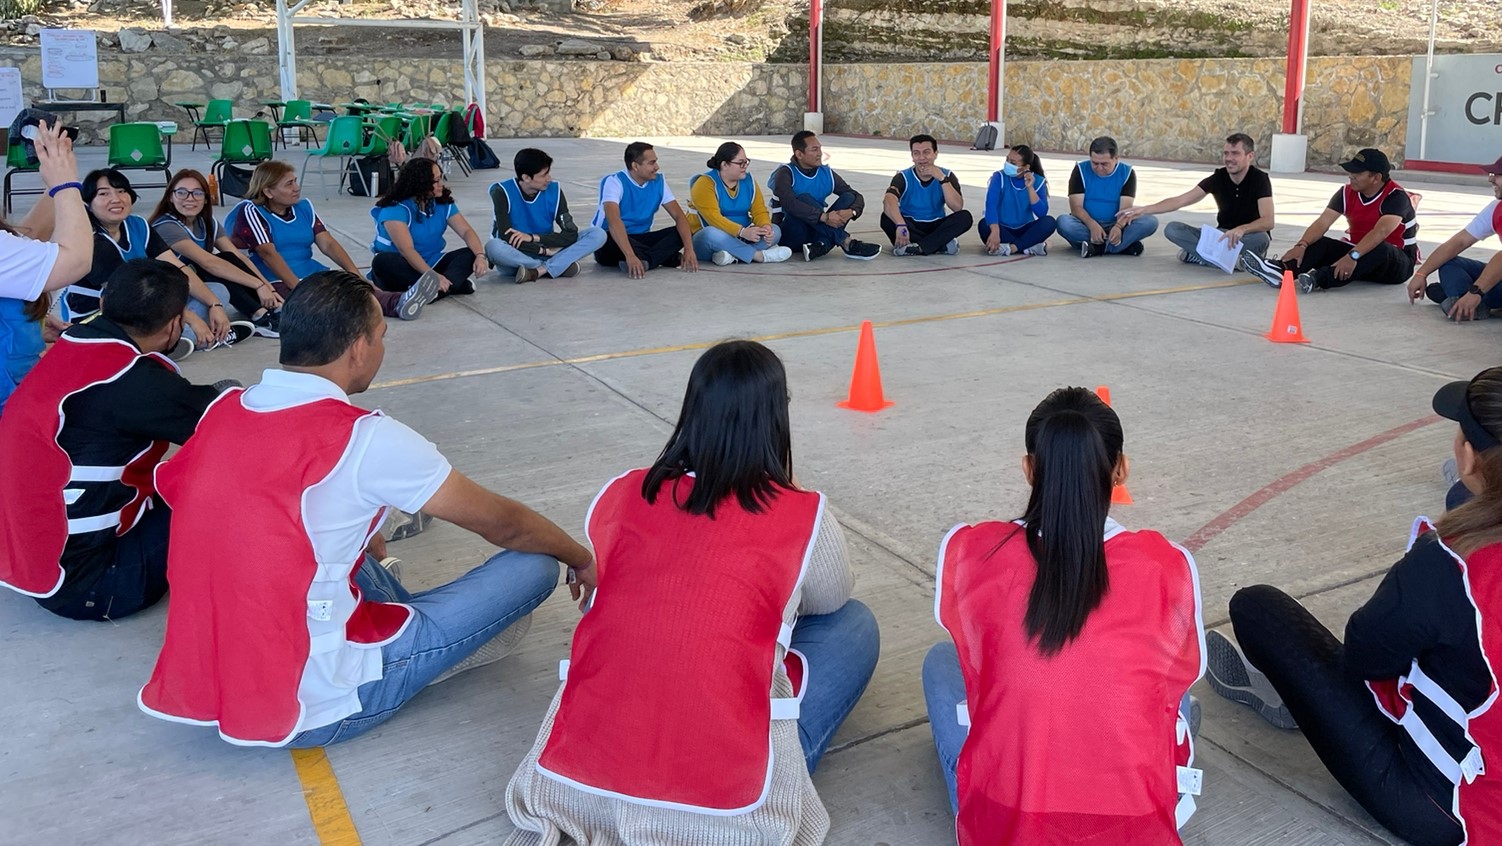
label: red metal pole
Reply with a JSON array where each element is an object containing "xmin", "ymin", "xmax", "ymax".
[
  {"xmin": 987, "ymin": 0, "xmax": 1005, "ymax": 122},
  {"xmin": 1282, "ymin": 0, "xmax": 1311, "ymax": 134},
  {"xmin": 808, "ymin": 0, "xmax": 822, "ymax": 113}
]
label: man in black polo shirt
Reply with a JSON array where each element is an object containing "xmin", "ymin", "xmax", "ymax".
[
  {"xmin": 0, "ymin": 259, "xmax": 231, "ymax": 620},
  {"xmin": 1116, "ymin": 133, "xmax": 1274, "ymax": 269}
]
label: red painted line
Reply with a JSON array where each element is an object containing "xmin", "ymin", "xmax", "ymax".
[{"xmin": 1182, "ymin": 414, "xmax": 1444, "ymax": 553}]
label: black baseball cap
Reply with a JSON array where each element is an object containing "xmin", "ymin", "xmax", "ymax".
[
  {"xmin": 1339, "ymin": 148, "xmax": 1392, "ymax": 175},
  {"xmin": 1433, "ymin": 375, "xmax": 1501, "ymax": 452}
]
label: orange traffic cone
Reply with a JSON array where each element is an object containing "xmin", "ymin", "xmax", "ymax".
[
  {"xmin": 1264, "ymin": 270, "xmax": 1310, "ymax": 344},
  {"xmin": 1094, "ymin": 385, "xmax": 1134, "ymax": 505},
  {"xmin": 838, "ymin": 320, "xmax": 894, "ymax": 412}
]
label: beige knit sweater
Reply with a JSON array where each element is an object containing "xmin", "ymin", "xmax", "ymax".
[{"xmin": 503, "ymin": 507, "xmax": 856, "ymax": 846}]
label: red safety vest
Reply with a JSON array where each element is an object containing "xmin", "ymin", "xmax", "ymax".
[
  {"xmin": 1492, "ymin": 201, "xmax": 1502, "ymax": 240},
  {"xmin": 0, "ymin": 334, "xmax": 173, "ymax": 598},
  {"xmin": 138, "ymin": 392, "xmax": 410, "ymax": 746},
  {"xmin": 1343, "ymin": 180, "xmax": 1409, "ymax": 251},
  {"xmin": 1366, "ymin": 518, "xmax": 1502, "ymax": 843},
  {"xmin": 537, "ymin": 469, "xmax": 823, "ymax": 814},
  {"xmin": 936, "ymin": 519, "xmax": 1204, "ymax": 845}
]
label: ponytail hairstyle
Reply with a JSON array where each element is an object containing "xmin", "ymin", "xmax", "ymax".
[
  {"xmin": 706, "ymin": 141, "xmax": 746, "ymax": 172},
  {"xmin": 1436, "ymin": 367, "xmax": 1502, "ymax": 556},
  {"xmin": 1012, "ymin": 143, "xmax": 1045, "ymax": 179},
  {"xmin": 1016, "ymin": 386, "xmax": 1122, "ymax": 655}
]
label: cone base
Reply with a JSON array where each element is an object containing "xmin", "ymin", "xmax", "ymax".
[
  {"xmin": 837, "ymin": 399, "xmax": 895, "ymax": 413},
  {"xmin": 1264, "ymin": 331, "xmax": 1311, "ymax": 344},
  {"xmin": 1111, "ymin": 488, "xmax": 1134, "ymax": 505}
]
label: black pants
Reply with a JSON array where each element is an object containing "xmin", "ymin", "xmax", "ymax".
[
  {"xmin": 879, "ymin": 211, "xmax": 975, "ymax": 254},
  {"xmin": 42, "ymin": 500, "xmax": 172, "ymax": 622},
  {"xmin": 1273, "ymin": 237, "xmax": 1413, "ymax": 289},
  {"xmin": 192, "ymin": 252, "xmax": 267, "ymax": 318},
  {"xmin": 370, "ymin": 248, "xmax": 476, "ymax": 297},
  {"xmin": 593, "ymin": 227, "xmax": 684, "ymax": 270},
  {"xmin": 1228, "ymin": 585, "xmax": 1463, "ymax": 846}
]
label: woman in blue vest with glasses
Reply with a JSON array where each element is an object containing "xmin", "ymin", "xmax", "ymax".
[
  {"xmin": 369, "ymin": 157, "xmax": 489, "ymax": 300},
  {"xmin": 689, "ymin": 142, "xmax": 792, "ymax": 266}
]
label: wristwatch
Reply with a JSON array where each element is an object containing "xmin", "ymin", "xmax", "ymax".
[
  {"xmin": 1469, "ymin": 284, "xmax": 1486, "ymax": 299},
  {"xmin": 1348, "ymin": 250, "xmax": 1362, "ymax": 260}
]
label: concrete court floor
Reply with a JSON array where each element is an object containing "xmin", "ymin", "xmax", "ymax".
[{"xmin": 2, "ymin": 133, "xmax": 1499, "ymax": 846}]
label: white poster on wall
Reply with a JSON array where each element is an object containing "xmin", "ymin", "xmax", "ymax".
[
  {"xmin": 0, "ymin": 68, "xmax": 22, "ymax": 130},
  {"xmin": 40, "ymin": 29, "xmax": 99, "ymax": 92},
  {"xmin": 1406, "ymin": 54, "xmax": 1502, "ymax": 165}
]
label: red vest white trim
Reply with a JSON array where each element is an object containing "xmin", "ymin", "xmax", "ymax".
[
  {"xmin": 1366, "ymin": 517, "xmax": 1502, "ymax": 843},
  {"xmin": 0, "ymin": 334, "xmax": 175, "ymax": 598},
  {"xmin": 138, "ymin": 392, "xmax": 411, "ymax": 746},
  {"xmin": 935, "ymin": 518, "xmax": 1205, "ymax": 845},
  {"xmin": 537, "ymin": 469, "xmax": 824, "ymax": 815},
  {"xmin": 1492, "ymin": 202, "xmax": 1502, "ymax": 240},
  {"xmin": 1343, "ymin": 180, "xmax": 1412, "ymax": 251}
]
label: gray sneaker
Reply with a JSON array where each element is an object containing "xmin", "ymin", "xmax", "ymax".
[
  {"xmin": 429, "ymin": 613, "xmax": 533, "ymax": 686},
  {"xmin": 1178, "ymin": 249, "xmax": 1213, "ymax": 268},
  {"xmin": 1022, "ymin": 242, "xmax": 1048, "ymax": 257},
  {"xmin": 1296, "ymin": 271, "xmax": 1320, "ymax": 294},
  {"xmin": 1238, "ymin": 250, "xmax": 1285, "ymax": 287},
  {"xmin": 1441, "ymin": 296, "xmax": 1492, "ymax": 321},
  {"xmin": 1205, "ymin": 630, "xmax": 1298, "ymax": 730},
  {"xmin": 943, "ymin": 239, "xmax": 960, "ymax": 256},
  {"xmin": 397, "ymin": 271, "xmax": 441, "ymax": 320}
]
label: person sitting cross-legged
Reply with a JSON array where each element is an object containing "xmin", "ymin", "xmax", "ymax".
[
  {"xmin": 368, "ymin": 157, "xmax": 488, "ymax": 303},
  {"xmin": 137, "ymin": 270, "xmax": 597, "ymax": 747},
  {"xmin": 689, "ymin": 141, "xmax": 792, "ymax": 266},
  {"xmin": 1404, "ymin": 153, "xmax": 1502, "ymax": 322},
  {"xmin": 768, "ymin": 131, "xmax": 881, "ymax": 261},
  {"xmin": 0, "ymin": 258, "xmax": 234, "ymax": 621},
  {"xmin": 484, "ymin": 147, "xmax": 607, "ymax": 284},
  {"xmin": 978, "ymin": 143, "xmax": 1056, "ymax": 257},
  {"xmin": 882, "ymin": 133, "xmax": 974, "ymax": 257},
  {"xmin": 1058, "ymin": 136, "xmax": 1157, "ymax": 258},
  {"xmin": 592, "ymin": 141, "xmax": 699, "ymax": 279}
]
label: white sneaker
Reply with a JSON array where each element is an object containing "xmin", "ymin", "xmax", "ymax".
[
  {"xmin": 429, "ymin": 613, "xmax": 534, "ymax": 686},
  {"xmin": 711, "ymin": 250, "xmax": 737, "ymax": 266},
  {"xmin": 995, "ymin": 244, "xmax": 1014, "ymax": 256},
  {"xmin": 761, "ymin": 246, "xmax": 793, "ymax": 263},
  {"xmin": 1023, "ymin": 243, "xmax": 1048, "ymax": 256},
  {"xmin": 943, "ymin": 239, "xmax": 960, "ymax": 256}
]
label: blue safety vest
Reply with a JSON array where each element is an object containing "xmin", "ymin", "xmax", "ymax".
[
  {"xmin": 897, "ymin": 167, "xmax": 950, "ymax": 223},
  {"xmin": 1075, "ymin": 160, "xmax": 1134, "ymax": 223},
  {"xmin": 371, "ymin": 198, "xmax": 456, "ymax": 267},
  {"xmin": 767, "ymin": 162, "xmax": 835, "ymax": 218},
  {"xmin": 692, "ymin": 170, "xmax": 757, "ymax": 228},
  {"xmin": 229, "ymin": 199, "xmax": 326, "ymax": 281},
  {"xmin": 592, "ymin": 171, "xmax": 665, "ymax": 234},
  {"xmin": 496, "ymin": 179, "xmax": 560, "ymax": 237}
]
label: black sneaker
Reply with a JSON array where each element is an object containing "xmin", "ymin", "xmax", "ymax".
[
  {"xmin": 1238, "ymin": 250, "xmax": 1286, "ymax": 288},
  {"xmin": 1121, "ymin": 241, "xmax": 1145, "ymax": 257},
  {"xmin": 1426, "ymin": 282, "xmax": 1446, "ymax": 304},
  {"xmin": 661, "ymin": 253, "xmax": 683, "ymax": 269},
  {"xmin": 208, "ymin": 321, "xmax": 255, "ymax": 351},
  {"xmin": 388, "ymin": 509, "xmax": 434, "ymax": 541},
  {"xmin": 251, "ymin": 310, "xmax": 281, "ymax": 338},
  {"xmin": 841, "ymin": 239, "xmax": 880, "ymax": 260},
  {"xmin": 806, "ymin": 240, "xmax": 834, "ymax": 261},
  {"xmin": 169, "ymin": 336, "xmax": 193, "ymax": 361},
  {"xmin": 1080, "ymin": 241, "xmax": 1105, "ymax": 258}
]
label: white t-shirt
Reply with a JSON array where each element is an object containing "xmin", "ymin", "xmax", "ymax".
[
  {"xmin": 0, "ymin": 230, "xmax": 59, "ymax": 302},
  {"xmin": 1464, "ymin": 200, "xmax": 1500, "ymax": 240},
  {"xmin": 598, "ymin": 172, "xmax": 676, "ymax": 207},
  {"xmin": 241, "ymin": 368, "xmax": 453, "ymax": 733}
]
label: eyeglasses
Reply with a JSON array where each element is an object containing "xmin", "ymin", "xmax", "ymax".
[
  {"xmin": 729, "ymin": 159, "xmax": 750, "ymax": 168},
  {"xmin": 172, "ymin": 188, "xmax": 207, "ymax": 200}
]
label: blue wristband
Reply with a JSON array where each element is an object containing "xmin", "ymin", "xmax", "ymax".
[{"xmin": 47, "ymin": 182, "xmax": 83, "ymax": 197}]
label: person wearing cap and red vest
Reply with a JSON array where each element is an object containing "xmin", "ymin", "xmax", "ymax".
[
  {"xmin": 1405, "ymin": 154, "xmax": 1502, "ymax": 323},
  {"xmin": 0, "ymin": 258, "xmax": 228, "ymax": 621},
  {"xmin": 1241, "ymin": 147, "xmax": 1418, "ymax": 294},
  {"xmin": 504, "ymin": 340, "xmax": 879, "ymax": 846},
  {"xmin": 1210, "ymin": 367, "xmax": 1502, "ymax": 846},
  {"xmin": 924, "ymin": 386, "xmax": 1205, "ymax": 846},
  {"xmin": 137, "ymin": 270, "xmax": 596, "ymax": 748}
]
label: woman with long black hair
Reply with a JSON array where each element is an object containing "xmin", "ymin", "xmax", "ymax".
[
  {"xmin": 505, "ymin": 340, "xmax": 879, "ymax": 845},
  {"xmin": 1211, "ymin": 367, "xmax": 1502, "ymax": 846},
  {"xmin": 926, "ymin": 386, "xmax": 1205, "ymax": 845},
  {"xmin": 368, "ymin": 156, "xmax": 488, "ymax": 299}
]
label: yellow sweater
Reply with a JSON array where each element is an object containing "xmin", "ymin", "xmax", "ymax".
[{"xmin": 689, "ymin": 173, "xmax": 771, "ymax": 235}]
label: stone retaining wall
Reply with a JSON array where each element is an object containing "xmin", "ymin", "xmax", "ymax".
[
  {"xmin": 825, "ymin": 55, "xmax": 1412, "ymax": 165},
  {"xmin": 0, "ymin": 46, "xmax": 1411, "ymax": 166}
]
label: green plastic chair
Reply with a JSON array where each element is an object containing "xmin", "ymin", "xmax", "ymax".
[
  {"xmin": 211, "ymin": 119, "xmax": 274, "ymax": 201},
  {"xmin": 432, "ymin": 111, "xmax": 470, "ymax": 178},
  {"xmin": 358, "ymin": 115, "xmax": 403, "ymax": 157},
  {"xmin": 300, "ymin": 115, "xmax": 365, "ymax": 196},
  {"xmin": 403, "ymin": 113, "xmax": 432, "ymax": 150},
  {"xmin": 192, "ymin": 98, "xmax": 233, "ymax": 151},
  {"xmin": 276, "ymin": 99, "xmax": 322, "ymax": 148},
  {"xmin": 107, "ymin": 122, "xmax": 172, "ymax": 191},
  {"xmin": 2, "ymin": 141, "xmax": 41, "ymax": 215}
]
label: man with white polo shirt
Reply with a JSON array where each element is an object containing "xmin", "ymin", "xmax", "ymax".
[
  {"xmin": 1405, "ymin": 154, "xmax": 1502, "ymax": 321},
  {"xmin": 138, "ymin": 270, "xmax": 597, "ymax": 747},
  {"xmin": 592, "ymin": 141, "xmax": 699, "ymax": 279}
]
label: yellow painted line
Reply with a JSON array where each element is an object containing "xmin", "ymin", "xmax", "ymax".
[
  {"xmin": 370, "ymin": 277, "xmax": 1256, "ymax": 391},
  {"xmin": 290, "ymin": 748, "xmax": 363, "ymax": 846}
]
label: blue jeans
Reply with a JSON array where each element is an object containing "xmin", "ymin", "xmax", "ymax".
[
  {"xmin": 977, "ymin": 217, "xmax": 1058, "ymax": 252},
  {"xmin": 1057, "ymin": 213, "xmax": 1159, "ymax": 253},
  {"xmin": 287, "ymin": 549, "xmax": 560, "ymax": 747},
  {"xmin": 792, "ymin": 599, "xmax": 880, "ymax": 772},
  {"xmin": 181, "ymin": 281, "xmax": 233, "ymax": 347},
  {"xmin": 1447, "ymin": 480, "xmax": 1473, "ymax": 510},
  {"xmin": 1436, "ymin": 256, "xmax": 1502, "ymax": 308},
  {"xmin": 692, "ymin": 224, "xmax": 783, "ymax": 264},
  {"xmin": 485, "ymin": 226, "xmax": 608, "ymax": 277},
  {"xmin": 921, "ymin": 641, "xmax": 1193, "ymax": 814},
  {"xmin": 779, "ymin": 191, "xmax": 859, "ymax": 250}
]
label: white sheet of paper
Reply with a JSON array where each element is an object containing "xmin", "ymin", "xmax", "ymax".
[{"xmin": 1195, "ymin": 224, "xmax": 1244, "ymax": 274}]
